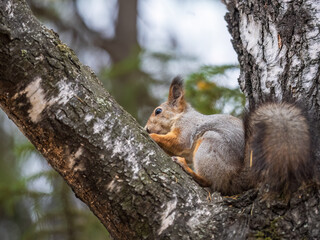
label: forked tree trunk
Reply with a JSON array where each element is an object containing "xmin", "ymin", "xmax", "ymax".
[{"xmin": 0, "ymin": 0, "xmax": 319, "ymax": 239}]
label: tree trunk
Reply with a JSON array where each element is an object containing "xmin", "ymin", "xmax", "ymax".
[
  {"xmin": 224, "ymin": 0, "xmax": 320, "ymax": 179},
  {"xmin": 0, "ymin": 0, "xmax": 319, "ymax": 239}
]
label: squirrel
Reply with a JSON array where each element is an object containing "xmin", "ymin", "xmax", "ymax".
[{"xmin": 145, "ymin": 76, "xmax": 315, "ymax": 197}]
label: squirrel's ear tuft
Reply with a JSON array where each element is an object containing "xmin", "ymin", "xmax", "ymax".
[{"xmin": 168, "ymin": 76, "xmax": 186, "ymax": 111}]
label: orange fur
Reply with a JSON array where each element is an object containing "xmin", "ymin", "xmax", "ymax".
[
  {"xmin": 149, "ymin": 128, "xmax": 185, "ymax": 156},
  {"xmin": 193, "ymin": 139, "xmax": 202, "ymax": 159}
]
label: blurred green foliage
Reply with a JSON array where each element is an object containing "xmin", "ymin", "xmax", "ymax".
[
  {"xmin": 0, "ymin": 133, "xmax": 109, "ymax": 240},
  {"xmin": 185, "ymin": 65, "xmax": 244, "ymax": 116},
  {"xmin": 0, "ymin": 131, "xmax": 33, "ymax": 240}
]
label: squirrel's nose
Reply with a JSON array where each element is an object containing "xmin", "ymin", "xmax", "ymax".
[{"xmin": 144, "ymin": 126, "xmax": 150, "ymax": 133}]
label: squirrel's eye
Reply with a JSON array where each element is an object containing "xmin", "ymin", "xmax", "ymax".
[{"xmin": 155, "ymin": 108, "xmax": 162, "ymax": 115}]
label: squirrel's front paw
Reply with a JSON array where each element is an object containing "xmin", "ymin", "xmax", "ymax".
[
  {"xmin": 172, "ymin": 156, "xmax": 178, "ymax": 162},
  {"xmin": 149, "ymin": 133, "xmax": 158, "ymax": 142}
]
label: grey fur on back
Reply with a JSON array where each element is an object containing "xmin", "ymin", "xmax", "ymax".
[{"xmin": 175, "ymin": 105, "xmax": 246, "ymax": 194}]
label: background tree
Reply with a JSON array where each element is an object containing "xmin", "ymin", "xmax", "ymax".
[{"xmin": 1, "ymin": 0, "xmax": 319, "ymax": 240}]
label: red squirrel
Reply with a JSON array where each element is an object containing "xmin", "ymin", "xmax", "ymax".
[{"xmin": 145, "ymin": 77, "xmax": 314, "ymax": 197}]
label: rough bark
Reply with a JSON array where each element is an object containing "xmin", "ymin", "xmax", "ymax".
[
  {"xmin": 0, "ymin": 0, "xmax": 319, "ymax": 239},
  {"xmin": 224, "ymin": 0, "xmax": 320, "ymax": 117}
]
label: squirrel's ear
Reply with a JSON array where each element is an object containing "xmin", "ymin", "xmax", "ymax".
[{"xmin": 168, "ymin": 76, "xmax": 186, "ymax": 111}]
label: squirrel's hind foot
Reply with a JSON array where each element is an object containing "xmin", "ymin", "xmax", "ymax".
[{"xmin": 172, "ymin": 156, "xmax": 211, "ymax": 187}]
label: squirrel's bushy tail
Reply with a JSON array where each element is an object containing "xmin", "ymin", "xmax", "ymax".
[{"xmin": 244, "ymin": 102, "xmax": 314, "ymax": 195}]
